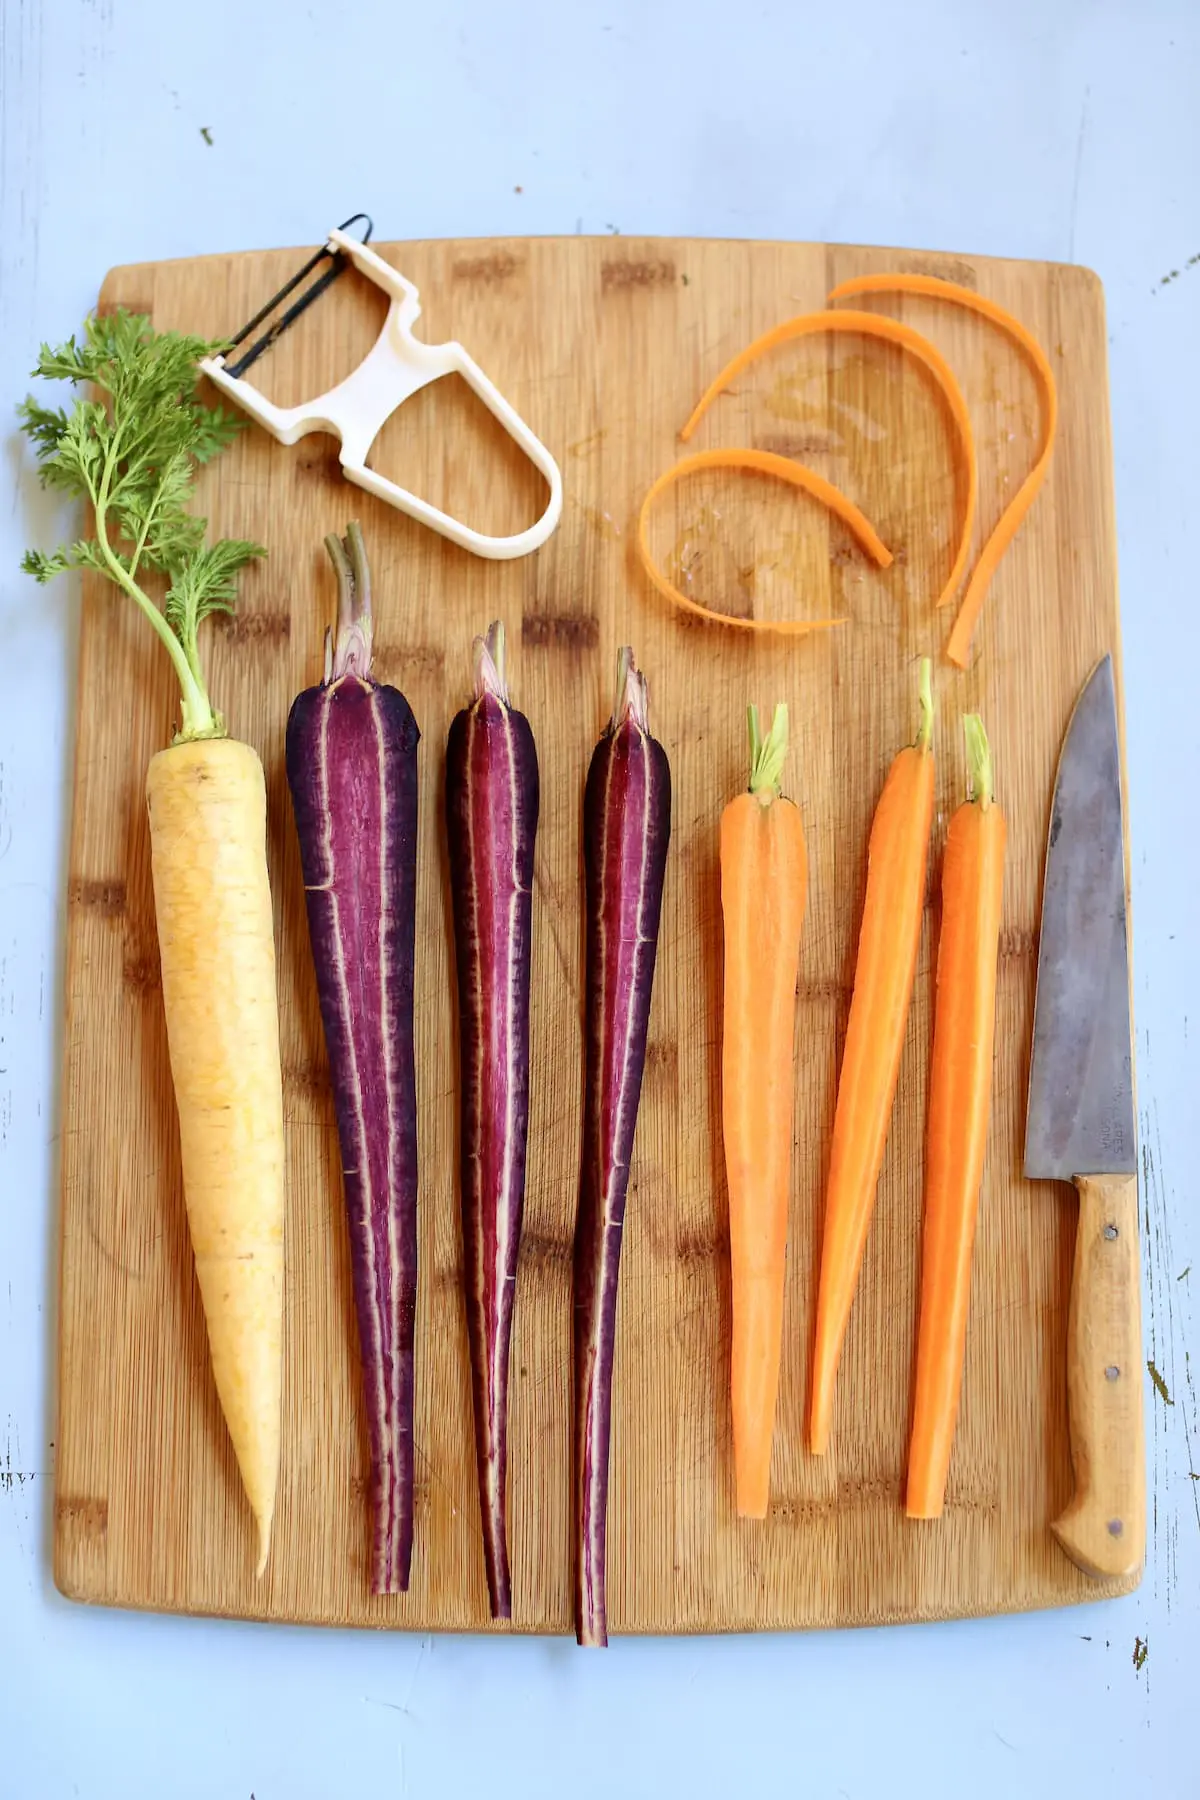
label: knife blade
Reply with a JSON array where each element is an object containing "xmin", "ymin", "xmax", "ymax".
[{"xmin": 1025, "ymin": 653, "xmax": 1143, "ymax": 1582}]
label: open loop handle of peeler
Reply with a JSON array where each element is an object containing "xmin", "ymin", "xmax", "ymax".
[{"xmin": 200, "ymin": 227, "xmax": 563, "ymax": 561}]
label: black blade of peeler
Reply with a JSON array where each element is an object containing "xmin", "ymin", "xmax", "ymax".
[{"xmin": 220, "ymin": 212, "xmax": 374, "ymax": 380}]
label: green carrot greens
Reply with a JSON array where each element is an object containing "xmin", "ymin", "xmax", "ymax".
[{"xmin": 19, "ymin": 309, "xmax": 264, "ymax": 740}]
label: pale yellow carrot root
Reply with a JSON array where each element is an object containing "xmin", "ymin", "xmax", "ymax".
[{"xmin": 146, "ymin": 737, "xmax": 285, "ymax": 1575}]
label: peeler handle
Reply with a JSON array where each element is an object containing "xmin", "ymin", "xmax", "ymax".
[
  {"xmin": 343, "ymin": 334, "xmax": 563, "ymax": 560},
  {"xmin": 200, "ymin": 228, "xmax": 563, "ymax": 561}
]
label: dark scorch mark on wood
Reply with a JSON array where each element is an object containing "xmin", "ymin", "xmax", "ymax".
[
  {"xmin": 122, "ymin": 950, "xmax": 161, "ymax": 995},
  {"xmin": 214, "ymin": 611, "xmax": 291, "ymax": 644},
  {"xmin": 798, "ymin": 974, "xmax": 853, "ymax": 1002},
  {"xmin": 676, "ymin": 1228, "xmax": 726, "ymax": 1267},
  {"xmin": 374, "ymin": 643, "xmax": 446, "ymax": 680},
  {"xmin": 601, "ymin": 259, "xmax": 676, "ymax": 291},
  {"xmin": 283, "ymin": 1060, "xmax": 330, "ymax": 1100},
  {"xmin": 453, "ymin": 251, "xmax": 522, "ymax": 283},
  {"xmin": 522, "ymin": 613, "xmax": 599, "ymax": 651},
  {"xmin": 900, "ymin": 257, "xmax": 978, "ymax": 289},
  {"xmin": 999, "ymin": 926, "xmax": 1037, "ymax": 961},
  {"xmin": 520, "ymin": 1230, "xmax": 574, "ymax": 1273},
  {"xmin": 643, "ymin": 1038, "xmax": 679, "ymax": 1077},
  {"xmin": 295, "ymin": 443, "xmax": 344, "ymax": 482},
  {"xmin": 57, "ymin": 1495, "xmax": 108, "ymax": 1535},
  {"xmin": 69, "ymin": 878, "xmax": 126, "ymax": 917}
]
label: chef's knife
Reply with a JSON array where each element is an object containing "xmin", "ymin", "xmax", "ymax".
[{"xmin": 1024, "ymin": 653, "xmax": 1143, "ymax": 1581}]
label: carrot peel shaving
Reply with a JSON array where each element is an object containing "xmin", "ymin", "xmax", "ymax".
[
  {"xmin": 673, "ymin": 307, "xmax": 977, "ymax": 616},
  {"xmin": 828, "ymin": 274, "xmax": 1059, "ymax": 667},
  {"xmin": 635, "ymin": 447, "xmax": 891, "ymax": 636}
]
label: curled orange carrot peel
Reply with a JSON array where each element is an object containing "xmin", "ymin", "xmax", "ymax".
[
  {"xmin": 635, "ymin": 447, "xmax": 892, "ymax": 636},
  {"xmin": 829, "ymin": 274, "xmax": 1059, "ymax": 667},
  {"xmin": 636, "ymin": 309, "xmax": 977, "ymax": 634}
]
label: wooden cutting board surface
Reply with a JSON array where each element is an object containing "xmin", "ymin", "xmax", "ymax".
[{"xmin": 55, "ymin": 234, "xmax": 1136, "ymax": 1633}]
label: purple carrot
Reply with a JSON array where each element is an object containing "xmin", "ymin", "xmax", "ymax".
[
  {"xmin": 574, "ymin": 648, "xmax": 672, "ymax": 1647},
  {"xmin": 286, "ymin": 522, "xmax": 420, "ymax": 1596},
  {"xmin": 445, "ymin": 621, "xmax": 539, "ymax": 1620}
]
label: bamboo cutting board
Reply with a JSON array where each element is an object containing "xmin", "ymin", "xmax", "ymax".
[{"xmin": 55, "ymin": 234, "xmax": 1136, "ymax": 1633}]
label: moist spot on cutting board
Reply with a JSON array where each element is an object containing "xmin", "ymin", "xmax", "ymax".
[
  {"xmin": 571, "ymin": 499, "xmax": 622, "ymax": 540},
  {"xmin": 754, "ymin": 431, "xmax": 839, "ymax": 459}
]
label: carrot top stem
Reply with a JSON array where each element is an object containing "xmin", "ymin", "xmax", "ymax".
[
  {"xmin": 747, "ymin": 703, "xmax": 789, "ymax": 799},
  {"xmin": 19, "ymin": 310, "xmax": 264, "ymax": 743},
  {"xmin": 611, "ymin": 645, "xmax": 651, "ymax": 731},
  {"xmin": 473, "ymin": 618, "xmax": 509, "ymax": 703},
  {"xmin": 324, "ymin": 522, "xmax": 374, "ymax": 682},
  {"xmin": 963, "ymin": 714, "xmax": 993, "ymax": 811},
  {"xmin": 915, "ymin": 657, "xmax": 935, "ymax": 752}
]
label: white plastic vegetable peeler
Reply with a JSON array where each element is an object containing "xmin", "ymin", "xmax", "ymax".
[{"xmin": 200, "ymin": 223, "xmax": 563, "ymax": 561}]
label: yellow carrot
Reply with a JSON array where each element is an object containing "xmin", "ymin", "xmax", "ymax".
[
  {"xmin": 20, "ymin": 312, "xmax": 282, "ymax": 1571},
  {"xmin": 809, "ymin": 661, "xmax": 935, "ymax": 1455},
  {"xmin": 147, "ymin": 741, "xmax": 284, "ymax": 1571}
]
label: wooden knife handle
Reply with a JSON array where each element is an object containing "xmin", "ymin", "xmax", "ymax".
[{"xmin": 1051, "ymin": 1172, "xmax": 1145, "ymax": 1580}]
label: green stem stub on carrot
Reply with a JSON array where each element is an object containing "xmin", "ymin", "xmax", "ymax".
[
  {"xmin": 963, "ymin": 714, "xmax": 993, "ymax": 810},
  {"xmin": 748, "ymin": 703, "xmax": 789, "ymax": 799}
]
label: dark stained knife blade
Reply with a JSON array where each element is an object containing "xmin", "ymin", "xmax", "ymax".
[{"xmin": 1025, "ymin": 653, "xmax": 1143, "ymax": 1581}]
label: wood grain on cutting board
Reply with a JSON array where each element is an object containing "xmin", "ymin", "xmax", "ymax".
[{"xmin": 55, "ymin": 235, "xmax": 1136, "ymax": 1632}]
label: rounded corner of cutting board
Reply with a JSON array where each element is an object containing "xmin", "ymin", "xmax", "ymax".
[{"xmin": 97, "ymin": 263, "xmax": 158, "ymax": 319}]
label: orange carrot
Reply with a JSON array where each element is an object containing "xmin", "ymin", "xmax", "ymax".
[
  {"xmin": 678, "ymin": 308, "xmax": 978, "ymax": 616},
  {"xmin": 636, "ymin": 447, "xmax": 892, "ymax": 635},
  {"xmin": 809, "ymin": 660, "xmax": 936, "ymax": 1456},
  {"xmin": 721, "ymin": 705, "xmax": 808, "ymax": 1517},
  {"xmin": 828, "ymin": 274, "xmax": 1058, "ymax": 667},
  {"xmin": 906, "ymin": 716, "xmax": 1006, "ymax": 1518}
]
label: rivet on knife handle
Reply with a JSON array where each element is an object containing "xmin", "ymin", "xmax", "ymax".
[{"xmin": 1052, "ymin": 1173, "xmax": 1145, "ymax": 1579}]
